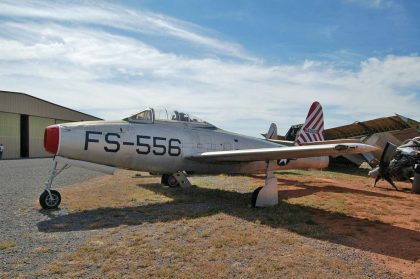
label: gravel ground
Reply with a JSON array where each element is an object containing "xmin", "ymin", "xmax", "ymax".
[{"xmin": 0, "ymin": 158, "xmax": 104, "ymax": 277}]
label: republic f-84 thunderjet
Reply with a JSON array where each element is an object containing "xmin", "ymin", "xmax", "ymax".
[{"xmin": 40, "ymin": 102, "xmax": 377, "ymax": 209}]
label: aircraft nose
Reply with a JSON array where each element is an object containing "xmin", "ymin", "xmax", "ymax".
[{"xmin": 44, "ymin": 125, "xmax": 60, "ymax": 155}]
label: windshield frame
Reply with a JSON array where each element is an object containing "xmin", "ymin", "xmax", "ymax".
[{"xmin": 125, "ymin": 108, "xmax": 216, "ymax": 128}]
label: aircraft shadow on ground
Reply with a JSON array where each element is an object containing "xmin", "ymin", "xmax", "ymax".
[
  {"xmin": 37, "ymin": 181, "xmax": 419, "ymax": 261},
  {"xmin": 276, "ymin": 178, "xmax": 404, "ymax": 199},
  {"xmin": 276, "ymin": 165, "xmax": 370, "ymax": 178}
]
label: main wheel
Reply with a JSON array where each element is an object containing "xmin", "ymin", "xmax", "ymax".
[
  {"xmin": 161, "ymin": 174, "xmax": 170, "ymax": 186},
  {"xmin": 166, "ymin": 175, "xmax": 180, "ymax": 188},
  {"xmin": 251, "ymin": 187, "xmax": 263, "ymax": 208},
  {"xmin": 161, "ymin": 174, "xmax": 180, "ymax": 187},
  {"xmin": 39, "ymin": 190, "xmax": 61, "ymax": 210}
]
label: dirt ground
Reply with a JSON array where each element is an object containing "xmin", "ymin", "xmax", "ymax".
[
  {"xmin": 27, "ymin": 168, "xmax": 420, "ymax": 278},
  {"xmin": 275, "ymin": 169, "xmax": 420, "ymax": 278}
]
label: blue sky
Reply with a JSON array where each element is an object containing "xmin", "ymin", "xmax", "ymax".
[
  {"xmin": 0, "ymin": 0, "xmax": 419, "ymax": 136},
  {"xmin": 125, "ymin": 0, "xmax": 420, "ymax": 64}
]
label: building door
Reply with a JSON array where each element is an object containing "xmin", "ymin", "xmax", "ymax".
[{"xmin": 20, "ymin": 114, "xmax": 29, "ymax": 158}]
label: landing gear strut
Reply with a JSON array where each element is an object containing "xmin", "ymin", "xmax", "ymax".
[{"xmin": 39, "ymin": 159, "xmax": 69, "ymax": 209}]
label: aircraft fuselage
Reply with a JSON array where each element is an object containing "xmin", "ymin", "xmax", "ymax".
[{"xmin": 53, "ymin": 120, "xmax": 329, "ymax": 174}]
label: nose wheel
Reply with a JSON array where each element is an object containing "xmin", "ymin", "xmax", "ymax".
[{"xmin": 39, "ymin": 190, "xmax": 61, "ymax": 209}]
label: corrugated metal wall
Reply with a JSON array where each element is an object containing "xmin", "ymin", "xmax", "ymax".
[
  {"xmin": 29, "ymin": 116, "xmax": 55, "ymax": 158},
  {"xmin": 0, "ymin": 112, "xmax": 20, "ymax": 159}
]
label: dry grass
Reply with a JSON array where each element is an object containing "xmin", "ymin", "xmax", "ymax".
[
  {"xmin": 32, "ymin": 168, "xmax": 420, "ymax": 278},
  {"xmin": 0, "ymin": 240, "xmax": 16, "ymax": 250},
  {"xmin": 58, "ymin": 171, "xmax": 173, "ymax": 212},
  {"xmin": 37, "ymin": 214, "xmax": 368, "ymax": 278}
]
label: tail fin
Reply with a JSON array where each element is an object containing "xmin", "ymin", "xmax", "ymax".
[
  {"xmin": 295, "ymin": 101, "xmax": 325, "ymax": 145},
  {"xmin": 265, "ymin": 123, "xmax": 278, "ymax": 140}
]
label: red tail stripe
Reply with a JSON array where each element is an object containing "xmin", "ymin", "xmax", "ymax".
[
  {"xmin": 304, "ymin": 105, "xmax": 321, "ymax": 128},
  {"xmin": 295, "ymin": 101, "xmax": 325, "ymax": 145},
  {"xmin": 305, "ymin": 103, "xmax": 318, "ymax": 118},
  {"xmin": 311, "ymin": 112, "xmax": 324, "ymax": 131},
  {"xmin": 307, "ymin": 110, "xmax": 323, "ymax": 130},
  {"xmin": 305, "ymin": 106, "xmax": 322, "ymax": 130},
  {"xmin": 301, "ymin": 132, "xmax": 309, "ymax": 143},
  {"xmin": 300, "ymin": 131, "xmax": 311, "ymax": 143}
]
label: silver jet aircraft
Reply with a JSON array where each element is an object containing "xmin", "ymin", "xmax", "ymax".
[{"xmin": 40, "ymin": 102, "xmax": 377, "ymax": 209}]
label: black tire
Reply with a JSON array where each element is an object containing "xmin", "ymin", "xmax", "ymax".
[
  {"xmin": 251, "ymin": 187, "xmax": 263, "ymax": 208},
  {"xmin": 161, "ymin": 174, "xmax": 170, "ymax": 186},
  {"xmin": 167, "ymin": 175, "xmax": 180, "ymax": 188},
  {"xmin": 39, "ymin": 190, "xmax": 61, "ymax": 210}
]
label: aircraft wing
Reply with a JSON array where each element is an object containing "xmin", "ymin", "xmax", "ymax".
[{"xmin": 187, "ymin": 143, "xmax": 378, "ymax": 163}]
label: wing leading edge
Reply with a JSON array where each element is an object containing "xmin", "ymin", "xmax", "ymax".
[{"xmin": 186, "ymin": 143, "xmax": 378, "ymax": 163}]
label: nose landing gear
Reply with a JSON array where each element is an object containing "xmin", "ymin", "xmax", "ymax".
[{"xmin": 39, "ymin": 159, "xmax": 69, "ymax": 210}]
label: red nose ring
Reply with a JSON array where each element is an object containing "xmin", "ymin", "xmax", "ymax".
[{"xmin": 44, "ymin": 125, "xmax": 59, "ymax": 155}]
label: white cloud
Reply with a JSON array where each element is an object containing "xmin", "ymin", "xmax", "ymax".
[
  {"xmin": 0, "ymin": 0, "xmax": 256, "ymax": 62},
  {"xmin": 0, "ymin": 1, "xmax": 418, "ymax": 136}
]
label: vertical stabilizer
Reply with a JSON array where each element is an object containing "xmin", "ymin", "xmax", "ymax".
[
  {"xmin": 295, "ymin": 101, "xmax": 325, "ymax": 145},
  {"xmin": 265, "ymin": 123, "xmax": 278, "ymax": 140}
]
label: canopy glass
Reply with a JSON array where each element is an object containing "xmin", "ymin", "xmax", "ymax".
[{"xmin": 126, "ymin": 108, "xmax": 215, "ymax": 127}]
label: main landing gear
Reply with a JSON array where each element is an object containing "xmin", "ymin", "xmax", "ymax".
[
  {"xmin": 161, "ymin": 172, "xmax": 192, "ymax": 188},
  {"xmin": 251, "ymin": 160, "xmax": 279, "ymax": 208},
  {"xmin": 39, "ymin": 159, "xmax": 69, "ymax": 209},
  {"xmin": 161, "ymin": 174, "xmax": 180, "ymax": 188}
]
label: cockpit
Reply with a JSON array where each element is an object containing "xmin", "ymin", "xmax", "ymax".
[{"xmin": 125, "ymin": 108, "xmax": 216, "ymax": 128}]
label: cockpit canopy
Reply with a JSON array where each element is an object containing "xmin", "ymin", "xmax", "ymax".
[{"xmin": 125, "ymin": 108, "xmax": 215, "ymax": 128}]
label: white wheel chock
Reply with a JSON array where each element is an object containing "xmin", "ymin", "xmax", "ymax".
[{"xmin": 255, "ymin": 161, "xmax": 279, "ymax": 207}]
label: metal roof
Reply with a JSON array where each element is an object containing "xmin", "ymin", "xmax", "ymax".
[
  {"xmin": 0, "ymin": 90, "xmax": 101, "ymax": 121},
  {"xmin": 324, "ymin": 114, "xmax": 419, "ymax": 140}
]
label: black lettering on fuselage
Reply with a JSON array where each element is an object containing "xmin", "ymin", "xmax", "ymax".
[
  {"xmin": 84, "ymin": 131, "xmax": 182, "ymax": 156},
  {"xmin": 152, "ymin": 137, "xmax": 166, "ymax": 155},
  {"xmin": 104, "ymin": 133, "xmax": 121, "ymax": 152},
  {"xmin": 136, "ymin": 135, "xmax": 151, "ymax": 154},
  {"xmin": 168, "ymin": 139, "xmax": 181, "ymax": 156},
  {"xmin": 122, "ymin": 142, "xmax": 134, "ymax": 146},
  {"xmin": 84, "ymin": 131, "xmax": 102, "ymax": 150}
]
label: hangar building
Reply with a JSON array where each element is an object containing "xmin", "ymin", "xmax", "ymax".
[{"xmin": 0, "ymin": 90, "xmax": 101, "ymax": 159}]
